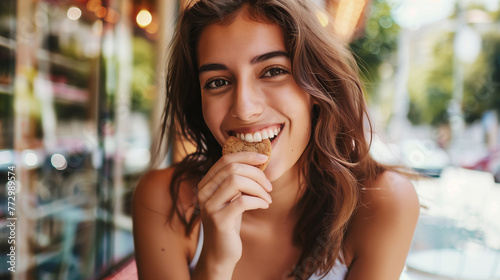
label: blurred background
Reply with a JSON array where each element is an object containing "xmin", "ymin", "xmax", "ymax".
[{"xmin": 0, "ymin": 0, "xmax": 499, "ymax": 279}]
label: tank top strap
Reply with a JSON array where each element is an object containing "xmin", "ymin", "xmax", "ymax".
[{"xmin": 188, "ymin": 223, "xmax": 204, "ymax": 273}]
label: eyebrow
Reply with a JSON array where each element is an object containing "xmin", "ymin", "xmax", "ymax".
[
  {"xmin": 198, "ymin": 50, "xmax": 289, "ymax": 74},
  {"xmin": 250, "ymin": 50, "xmax": 289, "ymax": 64}
]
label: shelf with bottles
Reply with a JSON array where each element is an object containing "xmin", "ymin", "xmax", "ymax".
[
  {"xmin": 36, "ymin": 76, "xmax": 90, "ymax": 106},
  {"xmin": 0, "ymin": 147, "xmax": 96, "ymax": 226},
  {"xmin": 32, "ymin": 1, "xmax": 101, "ymax": 110},
  {"xmin": 37, "ymin": 49, "xmax": 92, "ymax": 75},
  {"xmin": 36, "ymin": 1, "xmax": 101, "ymax": 74}
]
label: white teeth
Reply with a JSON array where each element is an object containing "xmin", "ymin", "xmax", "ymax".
[
  {"xmin": 262, "ymin": 130, "xmax": 269, "ymax": 140},
  {"xmin": 234, "ymin": 126, "xmax": 281, "ymax": 143},
  {"xmin": 245, "ymin": 133, "xmax": 254, "ymax": 142},
  {"xmin": 253, "ymin": 132, "xmax": 262, "ymax": 142},
  {"xmin": 268, "ymin": 128, "xmax": 274, "ymax": 138}
]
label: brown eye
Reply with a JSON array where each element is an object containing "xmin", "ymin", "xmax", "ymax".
[
  {"xmin": 262, "ymin": 67, "xmax": 288, "ymax": 77},
  {"xmin": 205, "ymin": 79, "xmax": 230, "ymax": 89}
]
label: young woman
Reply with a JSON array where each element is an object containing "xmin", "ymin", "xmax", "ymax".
[{"xmin": 132, "ymin": 0, "xmax": 420, "ymax": 279}]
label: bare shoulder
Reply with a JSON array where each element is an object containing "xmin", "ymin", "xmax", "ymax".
[
  {"xmin": 133, "ymin": 167, "xmax": 199, "ymax": 216},
  {"xmin": 360, "ymin": 170, "xmax": 419, "ymax": 214},
  {"xmin": 343, "ymin": 171, "xmax": 420, "ymax": 279},
  {"xmin": 350, "ymin": 170, "xmax": 420, "ymax": 235},
  {"xmin": 132, "ymin": 167, "xmax": 200, "ymax": 280},
  {"xmin": 133, "ymin": 167, "xmax": 175, "ymax": 215}
]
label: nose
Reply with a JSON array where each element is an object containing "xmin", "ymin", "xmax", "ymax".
[{"xmin": 230, "ymin": 80, "xmax": 264, "ymax": 121}]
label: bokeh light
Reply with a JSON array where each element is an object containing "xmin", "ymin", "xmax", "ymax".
[
  {"xmin": 316, "ymin": 10, "xmax": 329, "ymax": 27},
  {"xmin": 95, "ymin": 6, "xmax": 107, "ymax": 18},
  {"xmin": 23, "ymin": 151, "xmax": 38, "ymax": 167},
  {"xmin": 136, "ymin": 9, "xmax": 152, "ymax": 28},
  {"xmin": 67, "ymin": 6, "xmax": 82, "ymax": 21},
  {"xmin": 51, "ymin": 154, "xmax": 68, "ymax": 170}
]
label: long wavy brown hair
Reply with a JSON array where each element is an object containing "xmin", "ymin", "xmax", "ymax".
[{"xmin": 151, "ymin": 0, "xmax": 387, "ymax": 279}]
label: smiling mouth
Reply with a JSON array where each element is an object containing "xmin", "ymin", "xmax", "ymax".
[{"xmin": 230, "ymin": 124, "xmax": 283, "ymax": 143}]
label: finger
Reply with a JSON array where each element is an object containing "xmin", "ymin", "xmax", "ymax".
[
  {"xmin": 198, "ymin": 162, "xmax": 271, "ymax": 205},
  {"xmin": 204, "ymin": 175, "xmax": 272, "ymax": 213},
  {"xmin": 215, "ymin": 195, "xmax": 270, "ymax": 225},
  {"xmin": 198, "ymin": 152, "xmax": 269, "ymax": 190}
]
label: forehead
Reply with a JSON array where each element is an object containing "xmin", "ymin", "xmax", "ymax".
[{"xmin": 197, "ymin": 10, "xmax": 286, "ymax": 65}]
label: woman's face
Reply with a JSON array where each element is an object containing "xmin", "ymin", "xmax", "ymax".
[{"xmin": 197, "ymin": 10, "xmax": 313, "ymax": 181}]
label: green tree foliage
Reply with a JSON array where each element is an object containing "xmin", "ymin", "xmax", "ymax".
[
  {"xmin": 463, "ymin": 32, "xmax": 500, "ymax": 123},
  {"xmin": 103, "ymin": 36, "xmax": 155, "ymax": 119},
  {"xmin": 354, "ymin": 1, "xmax": 500, "ymax": 126},
  {"xmin": 131, "ymin": 36, "xmax": 155, "ymax": 113},
  {"xmin": 407, "ymin": 30, "xmax": 500, "ymax": 126},
  {"xmin": 349, "ymin": 0, "xmax": 400, "ymax": 97},
  {"xmin": 407, "ymin": 32, "xmax": 454, "ymax": 126}
]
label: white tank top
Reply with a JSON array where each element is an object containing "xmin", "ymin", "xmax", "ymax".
[{"xmin": 188, "ymin": 225, "xmax": 348, "ymax": 280}]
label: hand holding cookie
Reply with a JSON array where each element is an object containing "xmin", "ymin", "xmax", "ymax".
[{"xmin": 195, "ymin": 136, "xmax": 273, "ymax": 268}]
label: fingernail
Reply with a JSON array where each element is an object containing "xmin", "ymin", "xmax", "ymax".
[
  {"xmin": 267, "ymin": 193, "xmax": 273, "ymax": 203},
  {"xmin": 257, "ymin": 154, "xmax": 268, "ymax": 161},
  {"xmin": 267, "ymin": 179, "xmax": 273, "ymax": 191}
]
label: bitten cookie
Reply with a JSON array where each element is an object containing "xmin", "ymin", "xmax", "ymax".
[{"xmin": 222, "ymin": 136, "xmax": 272, "ymax": 170}]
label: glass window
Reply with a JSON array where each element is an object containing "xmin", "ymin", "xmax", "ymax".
[{"xmin": 2, "ymin": 0, "xmax": 169, "ymax": 279}]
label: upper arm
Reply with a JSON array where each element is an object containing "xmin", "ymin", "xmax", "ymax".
[
  {"xmin": 132, "ymin": 168, "xmax": 195, "ymax": 280},
  {"xmin": 345, "ymin": 171, "xmax": 420, "ymax": 280}
]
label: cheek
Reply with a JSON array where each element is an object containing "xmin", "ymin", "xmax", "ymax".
[
  {"xmin": 287, "ymin": 92, "xmax": 313, "ymax": 124},
  {"xmin": 279, "ymin": 91, "xmax": 313, "ymax": 146},
  {"xmin": 202, "ymin": 98, "xmax": 228, "ymax": 140},
  {"xmin": 296, "ymin": 117, "xmax": 312, "ymax": 146},
  {"xmin": 294, "ymin": 95, "xmax": 314, "ymax": 143},
  {"xmin": 202, "ymin": 102, "xmax": 218, "ymax": 132}
]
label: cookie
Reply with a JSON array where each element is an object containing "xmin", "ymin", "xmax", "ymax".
[{"xmin": 222, "ymin": 136, "xmax": 272, "ymax": 170}]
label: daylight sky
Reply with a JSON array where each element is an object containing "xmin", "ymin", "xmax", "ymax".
[{"xmin": 390, "ymin": 0, "xmax": 499, "ymax": 29}]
